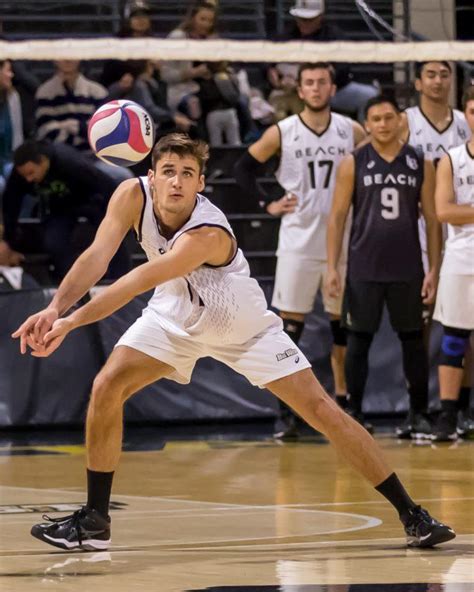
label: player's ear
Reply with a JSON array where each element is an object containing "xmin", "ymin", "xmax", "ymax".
[
  {"xmin": 198, "ymin": 174, "xmax": 205, "ymax": 192},
  {"xmin": 147, "ymin": 168, "xmax": 155, "ymax": 189},
  {"xmin": 414, "ymin": 78, "xmax": 422, "ymax": 93},
  {"xmin": 330, "ymin": 84, "xmax": 337, "ymax": 98}
]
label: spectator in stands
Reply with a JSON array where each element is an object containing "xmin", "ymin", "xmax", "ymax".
[
  {"xmin": 2, "ymin": 140, "xmax": 132, "ymax": 280},
  {"xmin": 108, "ymin": 60, "xmax": 194, "ymax": 135},
  {"xmin": 0, "ymin": 60, "xmax": 24, "ymax": 199},
  {"xmin": 101, "ymin": 1, "xmax": 155, "ymax": 91},
  {"xmin": 35, "ymin": 60, "xmax": 132, "ymax": 184},
  {"xmin": 161, "ymin": 2, "xmax": 218, "ymax": 119},
  {"xmin": 198, "ymin": 61, "xmax": 241, "ymax": 145},
  {"xmin": 269, "ymin": 0, "xmax": 378, "ymax": 122}
]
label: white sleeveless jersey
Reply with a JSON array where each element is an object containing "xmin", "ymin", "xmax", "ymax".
[
  {"xmin": 405, "ymin": 106, "xmax": 471, "ymax": 165},
  {"xmin": 136, "ymin": 178, "xmax": 280, "ymax": 345},
  {"xmin": 275, "ymin": 113, "xmax": 354, "ymax": 260},
  {"xmin": 406, "ymin": 106, "xmax": 471, "ymax": 270},
  {"xmin": 441, "ymin": 144, "xmax": 474, "ymax": 275}
]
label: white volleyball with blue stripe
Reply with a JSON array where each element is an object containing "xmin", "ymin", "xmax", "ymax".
[{"xmin": 88, "ymin": 100, "xmax": 155, "ymax": 167}]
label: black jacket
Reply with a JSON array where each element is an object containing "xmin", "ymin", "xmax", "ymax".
[{"xmin": 2, "ymin": 143, "xmax": 117, "ymax": 246}]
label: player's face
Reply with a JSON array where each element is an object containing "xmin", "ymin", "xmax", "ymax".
[
  {"xmin": 149, "ymin": 153, "xmax": 205, "ymax": 217},
  {"xmin": 0, "ymin": 61, "xmax": 13, "ymax": 91},
  {"xmin": 56, "ymin": 60, "xmax": 80, "ymax": 76},
  {"xmin": 16, "ymin": 157, "xmax": 50, "ymax": 184},
  {"xmin": 365, "ymin": 103, "xmax": 400, "ymax": 144},
  {"xmin": 297, "ymin": 68, "xmax": 335, "ymax": 112},
  {"xmin": 465, "ymin": 100, "xmax": 474, "ymax": 134},
  {"xmin": 415, "ymin": 62, "xmax": 451, "ymax": 103}
]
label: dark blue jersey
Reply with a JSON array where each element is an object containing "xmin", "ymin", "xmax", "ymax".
[{"xmin": 348, "ymin": 142, "xmax": 424, "ymax": 282}]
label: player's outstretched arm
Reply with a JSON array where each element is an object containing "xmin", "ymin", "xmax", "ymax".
[
  {"xmin": 325, "ymin": 155, "xmax": 355, "ymax": 297},
  {"xmin": 420, "ymin": 159, "xmax": 442, "ymax": 304},
  {"xmin": 12, "ymin": 179, "xmax": 141, "ymax": 353},
  {"xmin": 32, "ymin": 227, "xmax": 232, "ymax": 357},
  {"xmin": 435, "ymin": 154, "xmax": 474, "ymax": 225}
]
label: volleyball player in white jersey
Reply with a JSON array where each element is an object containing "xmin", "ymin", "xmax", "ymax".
[
  {"xmin": 235, "ymin": 63, "xmax": 366, "ymax": 437},
  {"xmin": 399, "ymin": 61, "xmax": 472, "ymax": 438},
  {"xmin": 431, "ymin": 86, "xmax": 474, "ymax": 441},
  {"xmin": 13, "ymin": 133, "xmax": 453, "ymax": 551}
]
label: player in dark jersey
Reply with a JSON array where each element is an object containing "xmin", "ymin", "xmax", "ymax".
[{"xmin": 326, "ymin": 96, "xmax": 442, "ymax": 439}]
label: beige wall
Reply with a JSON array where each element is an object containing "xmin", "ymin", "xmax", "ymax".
[{"xmin": 409, "ymin": 0, "xmax": 456, "ymax": 40}]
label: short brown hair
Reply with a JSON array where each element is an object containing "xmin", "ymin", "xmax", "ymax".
[
  {"xmin": 462, "ymin": 85, "xmax": 474, "ymax": 111},
  {"xmin": 297, "ymin": 62, "xmax": 336, "ymax": 85},
  {"xmin": 151, "ymin": 133, "xmax": 209, "ymax": 173}
]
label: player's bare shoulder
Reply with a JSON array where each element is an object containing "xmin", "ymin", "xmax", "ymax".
[{"xmin": 107, "ymin": 177, "xmax": 144, "ymax": 229}]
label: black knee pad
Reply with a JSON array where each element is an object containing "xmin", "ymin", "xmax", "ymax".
[
  {"xmin": 282, "ymin": 318, "xmax": 304, "ymax": 345},
  {"xmin": 439, "ymin": 326, "xmax": 470, "ymax": 369},
  {"xmin": 330, "ymin": 319, "xmax": 347, "ymax": 347}
]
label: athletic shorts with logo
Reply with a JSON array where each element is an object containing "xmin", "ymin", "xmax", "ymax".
[{"xmin": 116, "ymin": 308, "xmax": 311, "ymax": 387}]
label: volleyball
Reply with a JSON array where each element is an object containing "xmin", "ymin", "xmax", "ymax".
[{"xmin": 88, "ymin": 100, "xmax": 155, "ymax": 167}]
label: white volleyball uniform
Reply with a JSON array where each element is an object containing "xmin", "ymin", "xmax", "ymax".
[
  {"xmin": 406, "ymin": 106, "xmax": 471, "ymax": 272},
  {"xmin": 434, "ymin": 143, "xmax": 474, "ymax": 329},
  {"xmin": 116, "ymin": 178, "xmax": 311, "ymax": 385},
  {"xmin": 272, "ymin": 113, "xmax": 354, "ymax": 314}
]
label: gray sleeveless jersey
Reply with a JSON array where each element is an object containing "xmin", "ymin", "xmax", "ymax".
[{"xmin": 136, "ymin": 177, "xmax": 279, "ymax": 345}]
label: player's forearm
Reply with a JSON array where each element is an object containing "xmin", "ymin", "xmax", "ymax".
[
  {"xmin": 49, "ymin": 248, "xmax": 110, "ymax": 316},
  {"xmin": 327, "ymin": 213, "xmax": 346, "ymax": 270},
  {"xmin": 425, "ymin": 218, "xmax": 442, "ymax": 273},
  {"xmin": 437, "ymin": 203, "xmax": 474, "ymax": 225}
]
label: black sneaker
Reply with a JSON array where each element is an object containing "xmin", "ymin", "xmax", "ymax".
[
  {"xmin": 274, "ymin": 415, "xmax": 300, "ymax": 440},
  {"xmin": 402, "ymin": 505, "xmax": 456, "ymax": 547},
  {"xmin": 395, "ymin": 413, "xmax": 413, "ymax": 439},
  {"xmin": 410, "ymin": 414, "xmax": 432, "ymax": 440},
  {"xmin": 457, "ymin": 409, "xmax": 474, "ymax": 439},
  {"xmin": 432, "ymin": 411, "xmax": 458, "ymax": 442},
  {"xmin": 31, "ymin": 507, "xmax": 111, "ymax": 551}
]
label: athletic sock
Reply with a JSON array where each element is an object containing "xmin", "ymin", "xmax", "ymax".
[
  {"xmin": 399, "ymin": 331, "xmax": 429, "ymax": 414},
  {"xmin": 345, "ymin": 331, "xmax": 373, "ymax": 415},
  {"xmin": 375, "ymin": 472, "xmax": 417, "ymax": 521},
  {"xmin": 458, "ymin": 386, "xmax": 471, "ymax": 411},
  {"xmin": 87, "ymin": 468, "xmax": 114, "ymax": 519},
  {"xmin": 441, "ymin": 399, "xmax": 458, "ymax": 415}
]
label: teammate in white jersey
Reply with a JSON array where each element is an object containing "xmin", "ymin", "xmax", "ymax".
[
  {"xmin": 235, "ymin": 63, "xmax": 366, "ymax": 438},
  {"xmin": 12, "ymin": 133, "xmax": 453, "ymax": 550},
  {"xmin": 431, "ymin": 86, "xmax": 474, "ymax": 441},
  {"xmin": 400, "ymin": 61, "xmax": 472, "ymax": 437}
]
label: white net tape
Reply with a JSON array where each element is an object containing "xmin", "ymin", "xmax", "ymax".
[{"xmin": 1, "ymin": 38, "xmax": 473, "ymax": 62}]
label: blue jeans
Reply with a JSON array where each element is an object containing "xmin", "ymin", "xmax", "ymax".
[{"xmin": 331, "ymin": 81, "xmax": 379, "ymax": 122}]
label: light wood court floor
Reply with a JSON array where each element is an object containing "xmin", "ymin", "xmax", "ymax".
[{"xmin": 0, "ymin": 434, "xmax": 473, "ymax": 592}]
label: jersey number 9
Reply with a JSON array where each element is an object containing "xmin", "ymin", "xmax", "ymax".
[{"xmin": 380, "ymin": 188, "xmax": 400, "ymax": 220}]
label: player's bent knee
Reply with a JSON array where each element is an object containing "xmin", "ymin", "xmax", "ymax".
[
  {"xmin": 439, "ymin": 326, "xmax": 470, "ymax": 368},
  {"xmin": 91, "ymin": 368, "xmax": 129, "ymax": 407}
]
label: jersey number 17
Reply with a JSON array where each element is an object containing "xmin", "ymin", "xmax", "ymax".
[{"xmin": 307, "ymin": 160, "xmax": 333, "ymax": 189}]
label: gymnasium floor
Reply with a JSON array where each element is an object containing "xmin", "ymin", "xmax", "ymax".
[{"xmin": 0, "ymin": 425, "xmax": 473, "ymax": 592}]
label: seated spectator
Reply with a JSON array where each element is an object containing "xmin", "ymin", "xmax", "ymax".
[
  {"xmin": 270, "ymin": 0, "xmax": 378, "ymax": 122},
  {"xmin": 0, "ymin": 60, "xmax": 24, "ymax": 199},
  {"xmin": 2, "ymin": 140, "xmax": 132, "ymax": 281},
  {"xmin": 161, "ymin": 2, "xmax": 217, "ymax": 117},
  {"xmin": 198, "ymin": 61, "xmax": 241, "ymax": 146},
  {"xmin": 108, "ymin": 60, "xmax": 193, "ymax": 135},
  {"xmin": 101, "ymin": 1, "xmax": 155, "ymax": 90},
  {"xmin": 35, "ymin": 60, "xmax": 132, "ymax": 184}
]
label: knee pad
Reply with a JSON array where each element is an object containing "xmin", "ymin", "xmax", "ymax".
[
  {"xmin": 330, "ymin": 319, "xmax": 347, "ymax": 347},
  {"xmin": 282, "ymin": 318, "xmax": 304, "ymax": 345},
  {"xmin": 439, "ymin": 327, "xmax": 470, "ymax": 368}
]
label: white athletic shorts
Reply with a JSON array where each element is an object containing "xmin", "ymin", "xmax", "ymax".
[
  {"xmin": 116, "ymin": 310, "xmax": 311, "ymax": 387},
  {"xmin": 272, "ymin": 256, "xmax": 346, "ymax": 315},
  {"xmin": 433, "ymin": 273, "xmax": 474, "ymax": 330}
]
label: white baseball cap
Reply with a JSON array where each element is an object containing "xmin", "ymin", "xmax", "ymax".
[{"xmin": 289, "ymin": 0, "xmax": 325, "ymax": 19}]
